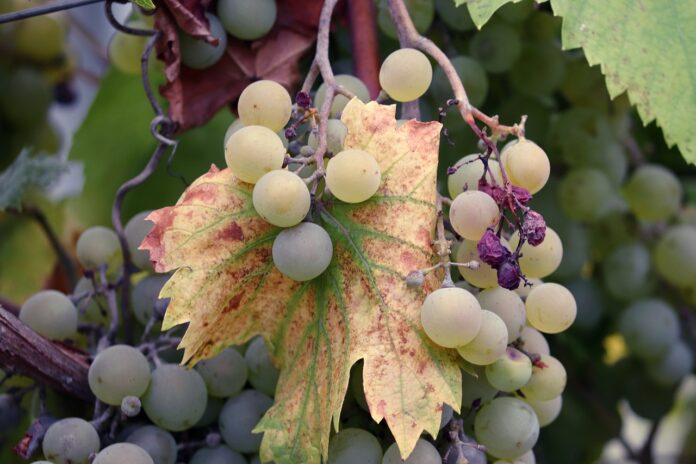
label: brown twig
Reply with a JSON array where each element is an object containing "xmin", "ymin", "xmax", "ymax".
[{"xmin": 347, "ymin": 0, "xmax": 381, "ymax": 98}]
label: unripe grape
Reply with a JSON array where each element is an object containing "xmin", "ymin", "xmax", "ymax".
[
  {"xmin": 524, "ymin": 395, "xmax": 562, "ymax": 427},
  {"xmin": 447, "ymin": 154, "xmax": 503, "ymax": 199},
  {"xmin": 109, "ymin": 26, "xmax": 148, "ymax": 75},
  {"xmin": 468, "ymin": 22, "xmax": 521, "ymax": 73},
  {"xmin": 253, "ymin": 170, "xmax": 310, "ymax": 227},
  {"xmin": 179, "ymin": 13, "xmax": 227, "ymax": 70},
  {"xmin": 517, "ymin": 326, "xmax": 550, "ymax": 356},
  {"xmin": 190, "ymin": 445, "xmax": 246, "ymax": 464},
  {"xmin": 525, "ymin": 283, "xmax": 576, "ymax": 334},
  {"xmin": 509, "ymin": 42, "xmax": 566, "ymax": 98},
  {"xmin": 13, "ymin": 15, "xmax": 65, "ymax": 62},
  {"xmin": 500, "ymin": 138, "xmax": 550, "ymax": 194},
  {"xmin": 514, "ymin": 278, "xmax": 542, "ymax": 300},
  {"xmin": 272, "ymin": 222, "xmax": 333, "ymax": 281},
  {"xmin": 93, "ymin": 443, "xmax": 154, "ymax": 464},
  {"xmin": 88, "ymin": 344, "xmax": 151, "ymax": 406},
  {"xmin": 432, "ymin": 56, "xmax": 488, "ymax": 107},
  {"xmin": 461, "ymin": 367, "xmax": 498, "ymax": 410},
  {"xmin": 217, "ymin": 0, "xmax": 277, "ymax": 40},
  {"xmin": 647, "ymin": 341, "xmax": 694, "ymax": 386},
  {"xmin": 558, "ymin": 168, "xmax": 620, "ymax": 222},
  {"xmin": 76, "ymin": 226, "xmax": 121, "ymax": 271},
  {"xmin": 131, "ymin": 274, "xmax": 170, "ymax": 325},
  {"xmin": 379, "ymin": 48, "xmax": 433, "ymax": 102},
  {"xmin": 619, "ymin": 299, "xmax": 680, "ymax": 360},
  {"xmin": 326, "ymin": 149, "xmax": 381, "ymax": 203},
  {"xmin": 328, "ymin": 428, "xmax": 383, "ymax": 464},
  {"xmin": 476, "ymin": 287, "xmax": 526, "ymax": 342},
  {"xmin": 457, "ymin": 310, "xmax": 508, "ymax": 365},
  {"xmin": 308, "ymin": 119, "xmax": 347, "ymax": 154},
  {"xmin": 456, "ymin": 238, "xmax": 511, "ymax": 289},
  {"xmin": 225, "ymin": 125, "xmax": 286, "ymax": 184},
  {"xmin": 434, "ymin": 0, "xmax": 475, "ymax": 31},
  {"xmin": 474, "ymin": 397, "xmax": 539, "ymax": 459},
  {"xmin": 520, "ymin": 355, "xmax": 566, "ymax": 401},
  {"xmin": 485, "ymin": 347, "xmax": 532, "ymax": 392},
  {"xmin": 623, "ymin": 164, "xmax": 682, "ymax": 221},
  {"xmin": 219, "ymin": 389, "xmax": 273, "ymax": 453},
  {"xmin": 238, "ymin": 80, "xmax": 292, "ymax": 132},
  {"xmin": 73, "ymin": 277, "xmax": 108, "ymax": 324},
  {"xmin": 602, "ymin": 243, "xmax": 652, "ymax": 300},
  {"xmin": 449, "ymin": 190, "xmax": 499, "ymax": 241},
  {"xmin": 125, "ymin": 211, "xmax": 154, "ymax": 271},
  {"xmin": 20, "ymin": 290, "xmax": 77, "ymax": 340},
  {"xmin": 245, "ymin": 337, "xmax": 280, "ymax": 396},
  {"xmin": 315, "ymin": 75, "xmax": 370, "ymax": 117},
  {"xmin": 382, "ymin": 438, "xmax": 440, "ymax": 464},
  {"xmin": 420, "ymin": 287, "xmax": 482, "ymax": 348},
  {"xmin": 654, "ymin": 225, "xmax": 696, "ymax": 288},
  {"xmin": 43, "ymin": 418, "xmax": 100, "ymax": 464},
  {"xmin": 508, "ymin": 227, "xmax": 563, "ymax": 279},
  {"xmin": 126, "ymin": 425, "xmax": 177, "ymax": 464},
  {"xmin": 195, "ymin": 347, "xmax": 248, "ymax": 398}
]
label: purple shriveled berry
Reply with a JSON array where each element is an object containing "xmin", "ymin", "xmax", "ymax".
[
  {"xmin": 511, "ymin": 185, "xmax": 532, "ymax": 205},
  {"xmin": 477, "ymin": 229, "xmax": 510, "ymax": 267},
  {"xmin": 478, "ymin": 178, "xmax": 506, "ymax": 204},
  {"xmin": 497, "ymin": 258, "xmax": 522, "ymax": 290},
  {"xmin": 522, "ymin": 210, "xmax": 547, "ymax": 246},
  {"xmin": 284, "ymin": 127, "xmax": 297, "ymax": 140},
  {"xmin": 295, "ymin": 91, "xmax": 311, "ymax": 109}
]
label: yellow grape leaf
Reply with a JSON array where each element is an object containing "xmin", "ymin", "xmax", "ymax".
[{"xmin": 142, "ymin": 99, "xmax": 462, "ymax": 463}]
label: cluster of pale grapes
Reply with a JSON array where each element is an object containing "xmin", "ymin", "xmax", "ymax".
[{"xmin": 0, "ymin": 0, "xmax": 77, "ymax": 159}]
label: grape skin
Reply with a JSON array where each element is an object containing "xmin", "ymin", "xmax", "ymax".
[
  {"xmin": 602, "ymin": 243, "xmax": 653, "ymax": 300},
  {"xmin": 514, "ymin": 278, "xmax": 542, "ymax": 300},
  {"xmin": 654, "ymin": 225, "xmax": 696, "ymax": 288},
  {"xmin": 245, "ymin": 337, "xmax": 280, "ymax": 396},
  {"xmin": 141, "ymin": 364, "xmax": 208, "ymax": 431},
  {"xmin": 315, "ymin": 75, "xmax": 370, "ymax": 117},
  {"xmin": 217, "ymin": 0, "xmax": 277, "ymax": 40},
  {"xmin": 476, "ymin": 287, "xmax": 526, "ymax": 342},
  {"xmin": 525, "ymin": 283, "xmax": 577, "ymax": 334},
  {"xmin": 379, "ymin": 48, "xmax": 433, "ymax": 102},
  {"xmin": 485, "ymin": 347, "xmax": 532, "ymax": 392},
  {"xmin": 432, "ymin": 56, "xmax": 488, "ymax": 107},
  {"xmin": 449, "ymin": 190, "xmax": 500, "ymax": 241},
  {"xmin": 457, "ymin": 310, "xmax": 508, "ymax": 366},
  {"xmin": 519, "ymin": 354, "xmax": 566, "ymax": 401},
  {"xmin": 272, "ymin": 222, "xmax": 333, "ymax": 281},
  {"xmin": 524, "ymin": 395, "xmax": 562, "ymax": 427},
  {"xmin": 88, "ymin": 344, "xmax": 151, "ymax": 406},
  {"xmin": 190, "ymin": 445, "xmax": 247, "ymax": 464},
  {"xmin": 225, "ymin": 125, "xmax": 286, "ymax": 184},
  {"xmin": 500, "ymin": 138, "xmax": 550, "ymax": 194},
  {"xmin": 179, "ymin": 13, "xmax": 227, "ymax": 70},
  {"xmin": 461, "ymin": 366, "xmax": 498, "ymax": 410},
  {"xmin": 43, "ymin": 418, "xmax": 100, "ymax": 464},
  {"xmin": 420, "ymin": 287, "xmax": 482, "ymax": 348},
  {"xmin": 308, "ymin": 119, "xmax": 347, "ymax": 154},
  {"xmin": 219, "ymin": 389, "xmax": 273, "ymax": 453},
  {"xmin": 328, "ymin": 428, "xmax": 383, "ymax": 464},
  {"xmin": 456, "ymin": 238, "xmax": 510, "ymax": 288},
  {"xmin": 382, "ymin": 438, "xmax": 440, "ymax": 464},
  {"xmin": 447, "ymin": 154, "xmax": 503, "ymax": 199},
  {"xmin": 647, "ymin": 341, "xmax": 694, "ymax": 386},
  {"xmin": 131, "ymin": 274, "xmax": 170, "ymax": 325},
  {"xmin": 509, "ymin": 227, "xmax": 563, "ymax": 279},
  {"xmin": 93, "ymin": 443, "xmax": 154, "ymax": 464},
  {"xmin": 619, "ymin": 299, "xmax": 680, "ymax": 360},
  {"xmin": 434, "ymin": 0, "xmax": 476, "ymax": 31},
  {"xmin": 13, "ymin": 15, "xmax": 65, "ymax": 63},
  {"xmin": 238, "ymin": 80, "xmax": 292, "ymax": 132},
  {"xmin": 468, "ymin": 22, "xmax": 521, "ymax": 74},
  {"xmin": 124, "ymin": 210, "xmax": 154, "ymax": 271},
  {"xmin": 622, "ymin": 164, "xmax": 682, "ymax": 222},
  {"xmin": 509, "ymin": 41, "xmax": 566, "ymax": 98},
  {"xmin": 196, "ymin": 396, "xmax": 224, "ymax": 427},
  {"xmin": 20, "ymin": 290, "xmax": 78, "ymax": 340},
  {"xmin": 326, "ymin": 149, "xmax": 382, "ymax": 203},
  {"xmin": 252, "ymin": 170, "xmax": 311, "ymax": 227},
  {"xmin": 474, "ymin": 397, "xmax": 539, "ymax": 459},
  {"xmin": 558, "ymin": 168, "xmax": 621, "ymax": 222},
  {"xmin": 517, "ymin": 326, "xmax": 550, "ymax": 356},
  {"xmin": 76, "ymin": 226, "xmax": 121, "ymax": 271},
  {"xmin": 195, "ymin": 347, "xmax": 248, "ymax": 398}
]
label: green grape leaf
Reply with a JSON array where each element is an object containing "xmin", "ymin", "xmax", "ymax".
[
  {"xmin": 0, "ymin": 150, "xmax": 68, "ymax": 211},
  {"xmin": 454, "ymin": 0, "xmax": 525, "ymax": 26},
  {"xmin": 131, "ymin": 0, "xmax": 155, "ymax": 10},
  {"xmin": 142, "ymin": 99, "xmax": 462, "ymax": 463}
]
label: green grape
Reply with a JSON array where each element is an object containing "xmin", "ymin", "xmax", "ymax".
[
  {"xmin": 13, "ymin": 15, "xmax": 65, "ymax": 62},
  {"xmin": 109, "ymin": 27, "xmax": 148, "ymax": 75},
  {"xmin": 434, "ymin": 0, "xmax": 475, "ymax": 31},
  {"xmin": 253, "ymin": 170, "xmax": 310, "ymax": 227},
  {"xmin": 476, "ymin": 287, "xmax": 526, "ymax": 342},
  {"xmin": 272, "ymin": 222, "xmax": 333, "ymax": 281},
  {"xmin": 432, "ymin": 56, "xmax": 488, "ymax": 107},
  {"xmin": 524, "ymin": 395, "xmax": 562, "ymax": 428},
  {"xmin": 509, "ymin": 42, "xmax": 566, "ymax": 98},
  {"xmin": 456, "ymin": 238, "xmax": 510, "ymax": 289},
  {"xmin": 196, "ymin": 396, "xmax": 224, "ymax": 427},
  {"xmin": 307, "ymin": 119, "xmax": 347, "ymax": 154},
  {"xmin": 498, "ymin": 0, "xmax": 534, "ymax": 23},
  {"xmin": 126, "ymin": 425, "xmax": 177, "ymax": 464},
  {"xmin": 179, "ymin": 13, "xmax": 227, "ymax": 70},
  {"xmin": 315, "ymin": 74, "xmax": 371, "ymax": 117},
  {"xmin": 328, "ymin": 428, "xmax": 383, "ymax": 464},
  {"xmin": 619, "ymin": 299, "xmax": 680, "ymax": 360},
  {"xmin": 525, "ymin": 283, "xmax": 576, "ymax": 334},
  {"xmin": 195, "ymin": 347, "xmax": 248, "ymax": 398},
  {"xmin": 224, "ymin": 125, "xmax": 286, "ymax": 184},
  {"xmin": 558, "ymin": 168, "xmax": 622, "ymax": 222},
  {"xmin": 19, "ymin": 290, "xmax": 77, "ymax": 340},
  {"xmin": 461, "ymin": 367, "xmax": 497, "ymax": 410},
  {"xmin": 125, "ymin": 211, "xmax": 154, "ymax": 271},
  {"xmin": 500, "ymin": 138, "xmax": 550, "ymax": 194},
  {"xmin": 141, "ymin": 364, "xmax": 208, "ymax": 431},
  {"xmin": 245, "ymin": 336, "xmax": 280, "ymax": 396},
  {"xmin": 190, "ymin": 445, "xmax": 247, "ymax": 464},
  {"xmin": 602, "ymin": 243, "xmax": 653, "ymax": 300},
  {"xmin": 647, "ymin": 341, "xmax": 694, "ymax": 387},
  {"xmin": 524, "ymin": 11, "xmax": 561, "ymax": 41},
  {"xmin": 420, "ymin": 287, "xmax": 483, "ymax": 348},
  {"xmin": 43, "ymin": 418, "xmax": 100, "ymax": 464},
  {"xmin": 447, "ymin": 154, "xmax": 503, "ymax": 199},
  {"xmin": 219, "ymin": 389, "xmax": 273, "ymax": 453},
  {"xmin": 468, "ymin": 22, "xmax": 521, "ymax": 73},
  {"xmin": 0, "ymin": 67, "xmax": 52, "ymax": 128},
  {"xmin": 326, "ymin": 149, "xmax": 381, "ymax": 203},
  {"xmin": 93, "ymin": 443, "xmax": 154, "ymax": 464},
  {"xmin": 217, "ymin": 0, "xmax": 276, "ymax": 40},
  {"xmin": 378, "ymin": 0, "xmax": 434, "ymax": 39},
  {"xmin": 440, "ymin": 403, "xmax": 454, "ymax": 430},
  {"xmin": 449, "ymin": 190, "xmax": 500, "ymax": 241},
  {"xmin": 560, "ymin": 57, "xmax": 611, "ymax": 111},
  {"xmin": 224, "ymin": 119, "xmax": 245, "ymax": 146},
  {"xmin": 76, "ymin": 226, "xmax": 121, "ymax": 271},
  {"xmin": 238, "ymin": 79, "xmax": 292, "ymax": 131},
  {"xmin": 654, "ymin": 225, "xmax": 696, "ymax": 288},
  {"xmin": 519, "ymin": 354, "xmax": 566, "ymax": 400},
  {"xmin": 485, "ymin": 347, "xmax": 532, "ymax": 392},
  {"xmin": 474, "ymin": 397, "xmax": 539, "ymax": 459},
  {"xmin": 379, "ymin": 48, "xmax": 433, "ymax": 102},
  {"xmin": 509, "ymin": 227, "xmax": 563, "ymax": 279},
  {"xmin": 382, "ymin": 438, "xmax": 440, "ymax": 464},
  {"xmin": 493, "ymin": 449, "xmax": 536, "ymax": 464},
  {"xmin": 517, "ymin": 326, "xmax": 549, "ymax": 356},
  {"xmin": 349, "ymin": 361, "xmax": 369, "ymax": 411},
  {"xmin": 623, "ymin": 164, "xmax": 683, "ymax": 222},
  {"xmin": 131, "ymin": 274, "xmax": 169, "ymax": 325},
  {"xmin": 551, "ymin": 221, "xmax": 589, "ymax": 280},
  {"xmin": 457, "ymin": 310, "xmax": 508, "ymax": 365},
  {"xmin": 514, "ymin": 278, "xmax": 542, "ymax": 300},
  {"xmin": 88, "ymin": 344, "xmax": 151, "ymax": 406},
  {"xmin": 564, "ymin": 278, "xmax": 604, "ymax": 331}
]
